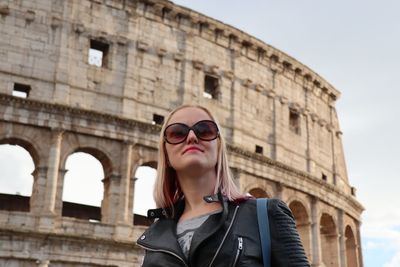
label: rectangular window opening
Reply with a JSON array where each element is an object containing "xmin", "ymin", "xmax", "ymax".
[
  {"xmin": 13, "ymin": 83, "xmax": 31, "ymax": 98},
  {"xmin": 351, "ymin": 187, "xmax": 356, "ymax": 196},
  {"xmin": 289, "ymin": 109, "xmax": 301, "ymax": 135},
  {"xmin": 322, "ymin": 173, "xmax": 327, "ymax": 181},
  {"xmin": 88, "ymin": 39, "xmax": 109, "ymax": 67},
  {"xmin": 204, "ymin": 74, "xmax": 219, "ymax": 99},
  {"xmin": 255, "ymin": 145, "xmax": 263, "ymax": 154},
  {"xmin": 152, "ymin": 114, "xmax": 164, "ymax": 125}
]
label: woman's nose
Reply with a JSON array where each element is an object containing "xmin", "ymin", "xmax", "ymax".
[{"xmin": 186, "ymin": 129, "xmax": 198, "ymax": 143}]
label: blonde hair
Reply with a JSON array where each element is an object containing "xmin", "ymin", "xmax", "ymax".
[{"xmin": 153, "ymin": 104, "xmax": 243, "ymax": 210}]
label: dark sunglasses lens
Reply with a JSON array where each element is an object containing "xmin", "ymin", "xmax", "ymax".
[
  {"xmin": 165, "ymin": 124, "xmax": 188, "ymax": 143},
  {"xmin": 194, "ymin": 121, "xmax": 218, "ymax": 140}
]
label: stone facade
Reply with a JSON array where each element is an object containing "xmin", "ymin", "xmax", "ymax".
[{"xmin": 0, "ymin": 0, "xmax": 363, "ymax": 266}]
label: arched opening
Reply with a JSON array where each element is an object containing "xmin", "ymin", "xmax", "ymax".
[
  {"xmin": 320, "ymin": 213, "xmax": 339, "ymax": 267},
  {"xmin": 133, "ymin": 162, "xmax": 157, "ymax": 225},
  {"xmin": 289, "ymin": 201, "xmax": 311, "ymax": 261},
  {"xmin": 0, "ymin": 143, "xmax": 35, "ymax": 212},
  {"xmin": 345, "ymin": 225, "xmax": 358, "ymax": 267},
  {"xmin": 62, "ymin": 152, "xmax": 104, "ymax": 222},
  {"xmin": 248, "ymin": 188, "xmax": 269, "ymax": 198}
]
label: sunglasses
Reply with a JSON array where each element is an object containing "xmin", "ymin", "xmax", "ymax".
[{"xmin": 164, "ymin": 120, "xmax": 219, "ymax": 144}]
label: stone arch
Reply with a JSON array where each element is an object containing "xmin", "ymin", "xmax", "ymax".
[
  {"xmin": 61, "ymin": 147, "xmax": 113, "ymax": 222},
  {"xmin": 130, "ymin": 145, "xmax": 158, "ymax": 173},
  {"xmin": 133, "ymin": 160, "xmax": 158, "ymax": 226},
  {"xmin": 248, "ymin": 187, "xmax": 270, "ymax": 198},
  {"xmin": 320, "ymin": 213, "xmax": 339, "ymax": 267},
  {"xmin": 0, "ymin": 138, "xmax": 37, "ymax": 212},
  {"xmin": 345, "ymin": 225, "xmax": 358, "ymax": 267},
  {"xmin": 0, "ymin": 137, "xmax": 40, "ymax": 167},
  {"xmin": 288, "ymin": 200, "xmax": 311, "ymax": 261},
  {"xmin": 61, "ymin": 151, "xmax": 105, "ymax": 222},
  {"xmin": 243, "ymin": 182, "xmax": 273, "ymax": 198},
  {"xmin": 61, "ymin": 146, "xmax": 113, "ymax": 176}
]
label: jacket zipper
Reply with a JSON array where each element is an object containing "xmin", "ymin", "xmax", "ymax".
[
  {"xmin": 137, "ymin": 244, "xmax": 189, "ymax": 267},
  {"xmin": 208, "ymin": 205, "xmax": 240, "ymax": 267},
  {"xmin": 231, "ymin": 237, "xmax": 243, "ymax": 267}
]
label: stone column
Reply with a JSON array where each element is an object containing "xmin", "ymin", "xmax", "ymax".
[
  {"xmin": 274, "ymin": 95, "xmax": 289, "ymax": 163},
  {"xmin": 230, "ymin": 167, "xmax": 241, "ymax": 190},
  {"xmin": 337, "ymin": 209, "xmax": 346, "ymax": 267},
  {"xmin": 54, "ymin": 168, "xmax": 68, "ymax": 216},
  {"xmin": 303, "ymin": 86, "xmax": 312, "ymax": 173},
  {"xmin": 101, "ymin": 172, "xmax": 121, "ymax": 224},
  {"xmin": 35, "ymin": 129, "xmax": 63, "ymax": 231},
  {"xmin": 275, "ymin": 182, "xmax": 283, "ymax": 199},
  {"xmin": 30, "ymin": 166, "xmax": 48, "ymax": 214},
  {"xmin": 268, "ymin": 86, "xmax": 277, "ymax": 160},
  {"xmin": 356, "ymin": 221, "xmax": 364, "ymax": 267},
  {"xmin": 329, "ymin": 105, "xmax": 337, "ymax": 185},
  {"xmin": 310, "ymin": 197, "xmax": 321, "ymax": 267},
  {"xmin": 43, "ymin": 129, "xmax": 63, "ymax": 215},
  {"xmin": 117, "ymin": 142, "xmax": 133, "ymax": 224}
]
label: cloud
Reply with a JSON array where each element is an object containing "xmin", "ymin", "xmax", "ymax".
[
  {"xmin": 363, "ymin": 221, "xmax": 400, "ymax": 267},
  {"xmin": 384, "ymin": 252, "xmax": 400, "ymax": 267}
]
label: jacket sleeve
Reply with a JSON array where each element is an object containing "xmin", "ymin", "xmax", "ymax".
[{"xmin": 268, "ymin": 199, "xmax": 311, "ymax": 267}]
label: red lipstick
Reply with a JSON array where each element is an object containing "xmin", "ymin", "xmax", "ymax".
[{"xmin": 183, "ymin": 146, "xmax": 203, "ymax": 154}]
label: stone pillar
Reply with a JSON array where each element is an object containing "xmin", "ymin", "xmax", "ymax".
[
  {"xmin": 310, "ymin": 197, "xmax": 321, "ymax": 267},
  {"xmin": 101, "ymin": 172, "xmax": 121, "ymax": 224},
  {"xmin": 329, "ymin": 105, "xmax": 337, "ymax": 185},
  {"xmin": 131, "ymin": 176, "xmax": 138, "ymax": 217},
  {"xmin": 303, "ymin": 86, "xmax": 312, "ymax": 174},
  {"xmin": 338, "ymin": 209, "xmax": 346, "ymax": 267},
  {"xmin": 230, "ymin": 167, "xmax": 241, "ymax": 190},
  {"xmin": 30, "ymin": 166, "xmax": 48, "ymax": 214},
  {"xmin": 356, "ymin": 221, "xmax": 364, "ymax": 267},
  {"xmin": 116, "ymin": 142, "xmax": 133, "ymax": 225},
  {"xmin": 274, "ymin": 94, "xmax": 288, "ymax": 163},
  {"xmin": 32, "ymin": 129, "xmax": 63, "ymax": 231},
  {"xmin": 43, "ymin": 129, "xmax": 64, "ymax": 214},
  {"xmin": 269, "ymin": 87, "xmax": 277, "ymax": 160},
  {"xmin": 54, "ymin": 168, "xmax": 68, "ymax": 216},
  {"xmin": 275, "ymin": 182, "xmax": 283, "ymax": 199}
]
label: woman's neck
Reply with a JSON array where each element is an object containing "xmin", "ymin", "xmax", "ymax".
[{"xmin": 176, "ymin": 171, "xmax": 222, "ymax": 222}]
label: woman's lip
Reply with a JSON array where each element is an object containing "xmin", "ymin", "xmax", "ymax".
[{"xmin": 183, "ymin": 147, "xmax": 203, "ymax": 154}]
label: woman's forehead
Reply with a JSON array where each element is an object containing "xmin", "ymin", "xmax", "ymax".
[{"xmin": 168, "ymin": 107, "xmax": 212, "ymax": 125}]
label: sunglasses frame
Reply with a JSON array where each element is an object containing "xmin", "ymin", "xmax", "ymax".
[{"xmin": 163, "ymin": 120, "xmax": 220, "ymax": 144}]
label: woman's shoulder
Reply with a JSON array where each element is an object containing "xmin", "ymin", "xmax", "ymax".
[{"xmin": 237, "ymin": 198, "xmax": 294, "ymax": 218}]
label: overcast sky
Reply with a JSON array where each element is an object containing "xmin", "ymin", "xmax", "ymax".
[{"xmin": 1, "ymin": 1, "xmax": 399, "ymax": 266}]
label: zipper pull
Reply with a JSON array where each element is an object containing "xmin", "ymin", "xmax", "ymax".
[{"xmin": 238, "ymin": 237, "xmax": 243, "ymax": 250}]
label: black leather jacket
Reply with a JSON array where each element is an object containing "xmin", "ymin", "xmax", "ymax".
[{"xmin": 137, "ymin": 194, "xmax": 310, "ymax": 267}]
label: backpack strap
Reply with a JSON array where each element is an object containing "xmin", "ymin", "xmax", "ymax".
[{"xmin": 256, "ymin": 198, "xmax": 271, "ymax": 267}]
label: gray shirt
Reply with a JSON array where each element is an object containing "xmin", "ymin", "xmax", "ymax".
[{"xmin": 176, "ymin": 209, "xmax": 222, "ymax": 259}]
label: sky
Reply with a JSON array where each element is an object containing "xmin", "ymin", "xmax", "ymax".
[{"xmin": 0, "ymin": 1, "xmax": 399, "ymax": 266}]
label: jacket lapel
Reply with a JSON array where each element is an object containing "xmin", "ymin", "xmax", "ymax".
[
  {"xmin": 188, "ymin": 193, "xmax": 230, "ymax": 264},
  {"xmin": 138, "ymin": 218, "xmax": 187, "ymax": 260}
]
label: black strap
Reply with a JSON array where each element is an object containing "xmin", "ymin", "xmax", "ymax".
[{"xmin": 257, "ymin": 198, "xmax": 271, "ymax": 267}]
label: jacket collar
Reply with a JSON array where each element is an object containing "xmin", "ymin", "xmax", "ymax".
[
  {"xmin": 146, "ymin": 192, "xmax": 226, "ymax": 220},
  {"xmin": 139, "ymin": 191, "xmax": 231, "ymax": 264}
]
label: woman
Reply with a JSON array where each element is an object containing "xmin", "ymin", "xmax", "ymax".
[{"xmin": 137, "ymin": 105, "xmax": 310, "ymax": 267}]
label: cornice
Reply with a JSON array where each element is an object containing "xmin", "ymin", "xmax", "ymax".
[
  {"xmin": 0, "ymin": 93, "xmax": 161, "ymax": 133},
  {"xmin": 227, "ymin": 144, "xmax": 364, "ymax": 214}
]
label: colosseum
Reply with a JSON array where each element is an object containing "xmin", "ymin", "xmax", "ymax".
[{"xmin": 0, "ymin": 0, "xmax": 364, "ymax": 266}]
